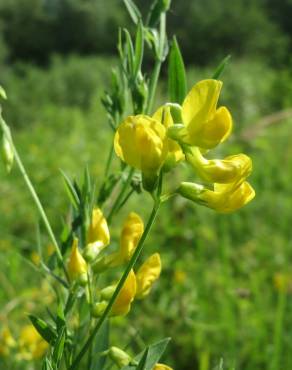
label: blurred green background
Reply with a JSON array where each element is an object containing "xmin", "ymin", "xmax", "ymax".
[{"xmin": 1, "ymin": 0, "xmax": 292, "ymax": 369}]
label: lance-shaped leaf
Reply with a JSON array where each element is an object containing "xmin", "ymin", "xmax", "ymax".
[
  {"xmin": 168, "ymin": 37, "xmax": 187, "ymax": 105},
  {"xmin": 121, "ymin": 338, "xmax": 171, "ymax": 370},
  {"xmin": 123, "ymin": 0, "xmax": 141, "ymax": 24},
  {"xmin": 28, "ymin": 314, "xmax": 57, "ymax": 344},
  {"xmin": 90, "ymin": 320, "xmax": 110, "ymax": 370},
  {"xmin": 212, "ymin": 55, "xmax": 231, "ymax": 80},
  {"xmin": 134, "ymin": 20, "xmax": 144, "ymax": 79},
  {"xmin": 52, "ymin": 327, "xmax": 66, "ymax": 368}
]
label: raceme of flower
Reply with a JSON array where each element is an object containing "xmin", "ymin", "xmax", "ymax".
[{"xmin": 114, "ymin": 78, "xmax": 255, "ymax": 213}]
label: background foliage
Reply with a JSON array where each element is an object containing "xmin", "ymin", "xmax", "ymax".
[{"xmin": 1, "ymin": 1, "xmax": 292, "ymax": 369}]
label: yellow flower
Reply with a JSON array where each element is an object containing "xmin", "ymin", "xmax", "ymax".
[
  {"xmin": 168, "ymin": 79, "xmax": 232, "ymax": 149},
  {"xmin": 153, "ymin": 105, "xmax": 184, "ymax": 170},
  {"xmin": 186, "ymin": 147, "xmax": 252, "ymax": 184},
  {"xmin": 153, "ymin": 363, "xmax": 173, "ymax": 370},
  {"xmin": 0, "ymin": 326, "xmax": 15, "ymax": 357},
  {"xmin": 107, "ymin": 212, "xmax": 144, "ymax": 267},
  {"xmin": 114, "ymin": 115, "xmax": 168, "ymax": 190},
  {"xmin": 30, "ymin": 251, "xmax": 41, "ymax": 266},
  {"xmin": 178, "ymin": 180, "xmax": 255, "ymax": 213},
  {"xmin": 85, "ymin": 208, "xmax": 110, "ymax": 261},
  {"xmin": 136, "ymin": 253, "xmax": 161, "ymax": 299},
  {"xmin": 18, "ymin": 325, "xmax": 48, "ymax": 360},
  {"xmin": 111, "ymin": 270, "xmax": 137, "ymax": 316},
  {"xmin": 67, "ymin": 238, "xmax": 88, "ymax": 284}
]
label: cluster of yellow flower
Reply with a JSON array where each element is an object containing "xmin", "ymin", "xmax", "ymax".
[
  {"xmin": 0, "ymin": 324, "xmax": 48, "ymax": 361},
  {"xmin": 67, "ymin": 208, "xmax": 161, "ymax": 317},
  {"xmin": 115, "ymin": 79, "xmax": 255, "ymax": 212},
  {"xmin": 66, "ymin": 208, "xmax": 173, "ymax": 368}
]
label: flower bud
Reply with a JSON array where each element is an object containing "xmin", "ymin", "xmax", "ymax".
[
  {"xmin": 136, "ymin": 253, "xmax": 161, "ymax": 299},
  {"xmin": 92, "ymin": 301, "xmax": 108, "ymax": 317},
  {"xmin": 67, "ymin": 238, "xmax": 88, "ymax": 285},
  {"xmin": 2, "ymin": 133, "xmax": 14, "ymax": 173},
  {"xmin": 108, "ymin": 346, "xmax": 132, "ymax": 367},
  {"xmin": 100, "ymin": 285, "xmax": 116, "ymax": 300}
]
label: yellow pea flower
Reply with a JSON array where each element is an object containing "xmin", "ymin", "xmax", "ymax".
[
  {"xmin": 111, "ymin": 269, "xmax": 137, "ymax": 316},
  {"xmin": 107, "ymin": 212, "xmax": 144, "ymax": 267},
  {"xmin": 168, "ymin": 79, "xmax": 232, "ymax": 149},
  {"xmin": 186, "ymin": 147, "xmax": 252, "ymax": 183},
  {"xmin": 18, "ymin": 325, "xmax": 48, "ymax": 360},
  {"xmin": 84, "ymin": 208, "xmax": 110, "ymax": 261},
  {"xmin": 67, "ymin": 238, "xmax": 88, "ymax": 284},
  {"xmin": 152, "ymin": 105, "xmax": 184, "ymax": 170},
  {"xmin": 178, "ymin": 180, "xmax": 255, "ymax": 213},
  {"xmin": 153, "ymin": 363, "xmax": 173, "ymax": 370},
  {"xmin": 114, "ymin": 115, "xmax": 168, "ymax": 191},
  {"xmin": 136, "ymin": 253, "xmax": 161, "ymax": 299}
]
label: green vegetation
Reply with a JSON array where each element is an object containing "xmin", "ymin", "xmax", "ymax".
[{"xmin": 1, "ymin": 1, "xmax": 292, "ymax": 369}]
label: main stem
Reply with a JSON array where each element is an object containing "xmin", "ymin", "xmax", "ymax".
[
  {"xmin": 70, "ymin": 200, "xmax": 161, "ymax": 370},
  {"xmin": 0, "ymin": 119, "xmax": 69, "ymax": 282}
]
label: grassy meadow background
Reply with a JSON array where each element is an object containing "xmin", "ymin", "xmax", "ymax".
[{"xmin": 1, "ymin": 0, "xmax": 292, "ymax": 369}]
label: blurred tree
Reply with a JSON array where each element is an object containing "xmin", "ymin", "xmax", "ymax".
[{"xmin": 0, "ymin": 0, "xmax": 290, "ymax": 66}]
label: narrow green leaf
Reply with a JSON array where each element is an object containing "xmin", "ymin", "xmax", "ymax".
[
  {"xmin": 124, "ymin": 29, "xmax": 135, "ymax": 76},
  {"xmin": 60, "ymin": 170, "xmax": 80, "ymax": 210},
  {"xmin": 52, "ymin": 327, "xmax": 66, "ymax": 367},
  {"xmin": 136, "ymin": 348, "xmax": 149, "ymax": 370},
  {"xmin": 168, "ymin": 37, "xmax": 187, "ymax": 104},
  {"xmin": 28, "ymin": 314, "xmax": 57, "ymax": 344},
  {"xmin": 90, "ymin": 320, "xmax": 110, "ymax": 370},
  {"xmin": 212, "ymin": 55, "xmax": 231, "ymax": 80},
  {"xmin": 133, "ymin": 20, "xmax": 144, "ymax": 79},
  {"xmin": 123, "ymin": 0, "xmax": 141, "ymax": 24},
  {"xmin": 147, "ymin": 0, "xmax": 171, "ymax": 27},
  {"xmin": 0, "ymin": 86, "xmax": 7, "ymax": 100},
  {"xmin": 56, "ymin": 303, "xmax": 66, "ymax": 332},
  {"xmin": 121, "ymin": 338, "xmax": 171, "ymax": 370},
  {"xmin": 42, "ymin": 357, "xmax": 53, "ymax": 370}
]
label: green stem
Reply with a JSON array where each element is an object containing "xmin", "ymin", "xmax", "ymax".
[
  {"xmin": 146, "ymin": 12, "xmax": 166, "ymax": 115},
  {"xmin": 146, "ymin": 59, "xmax": 162, "ymax": 115},
  {"xmin": 69, "ymin": 200, "xmax": 161, "ymax": 370},
  {"xmin": 0, "ymin": 119, "xmax": 69, "ymax": 283},
  {"xmin": 107, "ymin": 167, "xmax": 135, "ymax": 224},
  {"xmin": 104, "ymin": 141, "xmax": 115, "ymax": 178},
  {"xmin": 271, "ymin": 286, "xmax": 287, "ymax": 370}
]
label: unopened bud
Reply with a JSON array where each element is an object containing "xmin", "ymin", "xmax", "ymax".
[
  {"xmin": 100, "ymin": 286, "xmax": 116, "ymax": 300},
  {"xmin": 2, "ymin": 133, "xmax": 14, "ymax": 173},
  {"xmin": 108, "ymin": 346, "xmax": 132, "ymax": 367},
  {"xmin": 92, "ymin": 301, "xmax": 108, "ymax": 317}
]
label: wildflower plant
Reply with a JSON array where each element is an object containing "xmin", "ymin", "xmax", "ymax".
[{"xmin": 0, "ymin": 1, "xmax": 255, "ymax": 369}]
